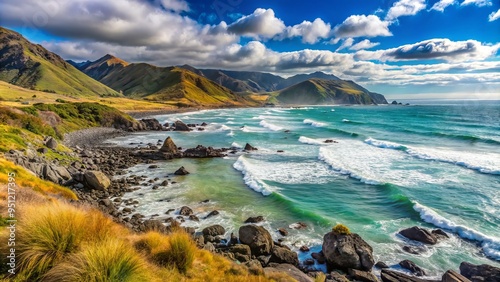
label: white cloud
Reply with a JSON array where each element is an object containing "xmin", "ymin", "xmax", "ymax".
[
  {"xmin": 333, "ymin": 15, "xmax": 392, "ymax": 38},
  {"xmin": 280, "ymin": 18, "xmax": 331, "ymax": 44},
  {"xmin": 386, "ymin": 0, "xmax": 426, "ymax": 21},
  {"xmin": 430, "ymin": 0, "xmax": 457, "ymax": 12},
  {"xmin": 461, "ymin": 0, "xmax": 492, "ymax": 7},
  {"xmin": 489, "ymin": 9, "xmax": 500, "ymax": 21},
  {"xmin": 159, "ymin": 0, "xmax": 189, "ymax": 13},
  {"xmin": 349, "ymin": 39, "xmax": 380, "ymax": 50},
  {"xmin": 336, "ymin": 38, "xmax": 354, "ymax": 51},
  {"xmin": 227, "ymin": 8, "xmax": 286, "ymax": 39},
  {"xmin": 355, "ymin": 38, "xmax": 500, "ymax": 62}
]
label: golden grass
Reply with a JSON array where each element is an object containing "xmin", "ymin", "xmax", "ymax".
[{"xmin": 154, "ymin": 232, "xmax": 196, "ymax": 273}]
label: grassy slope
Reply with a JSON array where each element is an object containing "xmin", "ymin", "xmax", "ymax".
[
  {"xmin": 276, "ymin": 78, "xmax": 373, "ymax": 105},
  {"xmin": 0, "ymin": 27, "xmax": 119, "ymax": 97}
]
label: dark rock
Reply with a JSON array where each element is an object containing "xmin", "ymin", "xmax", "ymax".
[
  {"xmin": 229, "ymin": 232, "xmax": 238, "ymax": 245},
  {"xmin": 380, "ymin": 269, "xmax": 428, "ymax": 282},
  {"xmin": 244, "ymin": 216, "xmax": 265, "ymax": 223},
  {"xmin": 269, "ymin": 245, "xmax": 299, "ymax": 266},
  {"xmin": 179, "ymin": 206, "xmax": 193, "ymax": 216},
  {"xmin": 37, "ymin": 147, "xmax": 48, "ymax": 154},
  {"xmin": 348, "ymin": 269, "xmax": 379, "ymax": 282},
  {"xmin": 183, "ymin": 145, "xmax": 225, "ymax": 158},
  {"xmin": 202, "ymin": 225, "xmax": 226, "ymax": 237},
  {"xmin": 402, "ymin": 245, "xmax": 427, "ymax": 255},
  {"xmin": 431, "ymin": 229, "xmax": 449, "ymax": 239},
  {"xmin": 264, "ymin": 263, "xmax": 312, "ymax": 282},
  {"xmin": 399, "ymin": 226, "xmax": 437, "ymax": 245},
  {"xmin": 159, "ymin": 137, "xmax": 178, "ymax": 154},
  {"xmin": 459, "ymin": 262, "xmax": 500, "ymax": 282},
  {"xmin": 322, "ymin": 231, "xmax": 374, "ymax": 271},
  {"xmin": 174, "ymin": 120, "xmax": 190, "ymax": 131},
  {"xmin": 205, "ymin": 210, "xmax": 220, "ymax": 219},
  {"xmin": 140, "ymin": 118, "xmax": 162, "ymax": 130},
  {"xmin": 330, "ymin": 271, "xmax": 351, "ymax": 282},
  {"xmin": 160, "ymin": 180, "xmax": 168, "ymax": 186},
  {"xmin": 291, "ymin": 222, "xmax": 307, "ymax": 229},
  {"xmin": 304, "ymin": 258, "xmax": 315, "ymax": 265},
  {"xmin": 189, "ymin": 215, "xmax": 199, "ymax": 221},
  {"xmin": 277, "ymin": 150, "xmax": 284, "ymax": 153},
  {"xmin": 201, "ymin": 122, "xmax": 208, "ymax": 126},
  {"xmin": 174, "ymin": 166, "xmax": 189, "ymax": 175},
  {"xmin": 399, "ymin": 260, "xmax": 426, "ymax": 276},
  {"xmin": 148, "ymin": 164, "xmax": 158, "ymax": 169},
  {"xmin": 199, "ymin": 199, "xmax": 210, "ymax": 203},
  {"xmin": 239, "ymin": 224, "xmax": 274, "ymax": 256},
  {"xmin": 299, "ymin": 245, "xmax": 310, "ymax": 252},
  {"xmin": 278, "ymin": 228, "xmax": 288, "ymax": 236},
  {"xmin": 44, "ymin": 136, "xmax": 58, "ymax": 149},
  {"xmin": 141, "ymin": 219, "xmax": 167, "ymax": 233},
  {"xmin": 391, "ymin": 100, "xmax": 398, "ymax": 105},
  {"xmin": 84, "ymin": 170, "xmax": 111, "ymax": 190},
  {"xmin": 375, "ymin": 261, "xmax": 389, "ymax": 269},
  {"xmin": 311, "ymin": 252, "xmax": 326, "ymax": 264},
  {"xmin": 244, "ymin": 143, "xmax": 258, "ymax": 151},
  {"xmin": 442, "ymin": 270, "xmax": 471, "ymax": 282}
]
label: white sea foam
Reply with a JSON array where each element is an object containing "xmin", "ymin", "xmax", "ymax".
[
  {"xmin": 233, "ymin": 156, "xmax": 274, "ymax": 196},
  {"xmin": 227, "ymin": 130, "xmax": 235, "ymax": 137},
  {"xmin": 231, "ymin": 142, "xmax": 242, "ymax": 148},
  {"xmin": 303, "ymin": 119, "xmax": 326, "ymax": 127},
  {"xmin": 330, "ymin": 109, "xmax": 335, "ymax": 112},
  {"xmin": 298, "ymin": 136, "xmax": 327, "ymax": 146},
  {"xmin": 260, "ymin": 120, "xmax": 283, "ymax": 131},
  {"xmin": 342, "ymin": 119, "xmax": 350, "ymax": 123},
  {"xmin": 413, "ymin": 201, "xmax": 500, "ymax": 260},
  {"xmin": 364, "ymin": 138, "xmax": 500, "ymax": 175}
]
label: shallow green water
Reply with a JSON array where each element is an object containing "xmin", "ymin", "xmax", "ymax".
[{"xmin": 109, "ymin": 100, "xmax": 500, "ymax": 277}]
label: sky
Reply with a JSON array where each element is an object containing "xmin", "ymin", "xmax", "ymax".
[{"xmin": 1, "ymin": 0, "xmax": 499, "ymax": 99}]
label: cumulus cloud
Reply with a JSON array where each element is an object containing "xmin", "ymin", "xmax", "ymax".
[
  {"xmin": 349, "ymin": 39, "xmax": 380, "ymax": 50},
  {"xmin": 333, "ymin": 15, "xmax": 392, "ymax": 38},
  {"xmin": 386, "ymin": 0, "xmax": 426, "ymax": 21},
  {"xmin": 227, "ymin": 8, "xmax": 286, "ymax": 39},
  {"xmin": 461, "ymin": 0, "xmax": 492, "ymax": 7},
  {"xmin": 430, "ymin": 0, "xmax": 457, "ymax": 12},
  {"xmin": 489, "ymin": 9, "xmax": 500, "ymax": 21},
  {"xmin": 159, "ymin": 0, "xmax": 189, "ymax": 12},
  {"xmin": 355, "ymin": 38, "xmax": 500, "ymax": 62},
  {"xmin": 336, "ymin": 38, "xmax": 354, "ymax": 51},
  {"xmin": 279, "ymin": 18, "xmax": 331, "ymax": 44}
]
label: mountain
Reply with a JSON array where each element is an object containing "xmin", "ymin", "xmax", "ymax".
[
  {"xmin": 75, "ymin": 56, "xmax": 250, "ymax": 106},
  {"xmin": 277, "ymin": 71, "xmax": 340, "ymax": 89},
  {"xmin": 275, "ymin": 78, "xmax": 387, "ymax": 105},
  {"xmin": 0, "ymin": 27, "xmax": 119, "ymax": 97}
]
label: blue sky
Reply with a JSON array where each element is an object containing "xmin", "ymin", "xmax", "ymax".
[{"xmin": 1, "ymin": 0, "xmax": 499, "ymax": 98}]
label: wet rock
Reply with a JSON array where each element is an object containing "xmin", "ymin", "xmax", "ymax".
[
  {"xmin": 244, "ymin": 216, "xmax": 265, "ymax": 223},
  {"xmin": 183, "ymin": 145, "xmax": 225, "ymax": 158},
  {"xmin": 202, "ymin": 225, "xmax": 226, "ymax": 237},
  {"xmin": 322, "ymin": 230, "xmax": 374, "ymax": 271},
  {"xmin": 148, "ymin": 164, "xmax": 158, "ymax": 169},
  {"xmin": 442, "ymin": 270, "xmax": 471, "ymax": 282},
  {"xmin": 189, "ymin": 215, "xmax": 199, "ymax": 221},
  {"xmin": 380, "ymin": 269, "xmax": 427, "ymax": 282},
  {"xmin": 159, "ymin": 136, "xmax": 178, "ymax": 154},
  {"xmin": 291, "ymin": 222, "xmax": 307, "ymax": 229},
  {"xmin": 299, "ymin": 245, "xmax": 310, "ymax": 252},
  {"xmin": 229, "ymin": 232, "xmax": 238, "ymax": 245},
  {"xmin": 399, "ymin": 260, "xmax": 426, "ymax": 276},
  {"xmin": 174, "ymin": 166, "xmax": 189, "ymax": 175},
  {"xmin": 459, "ymin": 262, "xmax": 500, "ymax": 282},
  {"xmin": 399, "ymin": 226, "xmax": 437, "ymax": 245},
  {"xmin": 84, "ymin": 170, "xmax": 111, "ymax": 190},
  {"xmin": 269, "ymin": 245, "xmax": 299, "ymax": 266},
  {"xmin": 375, "ymin": 261, "xmax": 389, "ymax": 269},
  {"xmin": 179, "ymin": 206, "xmax": 193, "ymax": 216},
  {"xmin": 205, "ymin": 210, "xmax": 220, "ymax": 219},
  {"xmin": 278, "ymin": 228, "xmax": 288, "ymax": 236},
  {"xmin": 311, "ymin": 252, "xmax": 326, "ymax": 264},
  {"xmin": 432, "ymin": 229, "xmax": 449, "ymax": 239},
  {"xmin": 348, "ymin": 269, "xmax": 379, "ymax": 282},
  {"xmin": 239, "ymin": 224, "xmax": 274, "ymax": 256},
  {"xmin": 244, "ymin": 143, "xmax": 258, "ymax": 151},
  {"xmin": 304, "ymin": 258, "xmax": 315, "ymax": 265},
  {"xmin": 174, "ymin": 120, "xmax": 190, "ymax": 131}
]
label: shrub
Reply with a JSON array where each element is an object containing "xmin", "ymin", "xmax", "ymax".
[
  {"xmin": 44, "ymin": 239, "xmax": 151, "ymax": 282},
  {"xmin": 15, "ymin": 202, "xmax": 118, "ymax": 279},
  {"xmin": 314, "ymin": 272, "xmax": 327, "ymax": 282},
  {"xmin": 134, "ymin": 231, "xmax": 170, "ymax": 256},
  {"xmin": 332, "ymin": 224, "xmax": 351, "ymax": 235},
  {"xmin": 152, "ymin": 231, "xmax": 195, "ymax": 273}
]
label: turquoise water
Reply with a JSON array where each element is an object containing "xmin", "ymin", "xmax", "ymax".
[{"xmin": 109, "ymin": 100, "xmax": 500, "ymax": 277}]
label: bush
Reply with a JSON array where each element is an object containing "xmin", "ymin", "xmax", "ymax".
[
  {"xmin": 152, "ymin": 231, "xmax": 195, "ymax": 273},
  {"xmin": 44, "ymin": 239, "xmax": 151, "ymax": 282},
  {"xmin": 332, "ymin": 224, "xmax": 351, "ymax": 235}
]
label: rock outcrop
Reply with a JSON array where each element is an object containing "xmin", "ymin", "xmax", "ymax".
[
  {"xmin": 459, "ymin": 262, "xmax": 500, "ymax": 282},
  {"xmin": 322, "ymin": 230, "xmax": 374, "ymax": 271},
  {"xmin": 269, "ymin": 245, "xmax": 299, "ymax": 266},
  {"xmin": 174, "ymin": 120, "xmax": 190, "ymax": 131},
  {"xmin": 84, "ymin": 170, "xmax": 111, "ymax": 190},
  {"xmin": 159, "ymin": 136, "xmax": 178, "ymax": 154},
  {"xmin": 380, "ymin": 269, "xmax": 428, "ymax": 282},
  {"xmin": 174, "ymin": 166, "xmax": 190, "ymax": 175},
  {"xmin": 399, "ymin": 260, "xmax": 426, "ymax": 276},
  {"xmin": 442, "ymin": 270, "xmax": 471, "ymax": 282},
  {"xmin": 239, "ymin": 224, "xmax": 274, "ymax": 256},
  {"xmin": 399, "ymin": 226, "xmax": 438, "ymax": 245}
]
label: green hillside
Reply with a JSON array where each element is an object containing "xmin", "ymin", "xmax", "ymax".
[
  {"xmin": 275, "ymin": 78, "xmax": 382, "ymax": 105},
  {"xmin": 0, "ymin": 27, "xmax": 119, "ymax": 97}
]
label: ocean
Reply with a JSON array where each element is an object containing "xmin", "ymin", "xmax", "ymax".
[{"xmin": 108, "ymin": 100, "xmax": 500, "ymax": 278}]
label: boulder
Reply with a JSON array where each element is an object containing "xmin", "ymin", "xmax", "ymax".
[
  {"xmin": 348, "ymin": 269, "xmax": 379, "ymax": 282},
  {"xmin": 380, "ymin": 269, "xmax": 428, "ymax": 282},
  {"xmin": 399, "ymin": 226, "xmax": 437, "ymax": 245},
  {"xmin": 459, "ymin": 262, "xmax": 500, "ymax": 282},
  {"xmin": 183, "ymin": 145, "xmax": 225, "ymax": 158},
  {"xmin": 330, "ymin": 271, "xmax": 350, "ymax": 282},
  {"xmin": 322, "ymin": 231, "xmax": 374, "ymax": 271},
  {"xmin": 44, "ymin": 136, "xmax": 58, "ymax": 149},
  {"xmin": 174, "ymin": 120, "xmax": 190, "ymax": 131},
  {"xmin": 299, "ymin": 245, "xmax": 310, "ymax": 252},
  {"xmin": 179, "ymin": 206, "xmax": 193, "ymax": 216},
  {"xmin": 204, "ymin": 210, "xmax": 220, "ymax": 219},
  {"xmin": 174, "ymin": 166, "xmax": 189, "ymax": 175},
  {"xmin": 159, "ymin": 137, "xmax": 178, "ymax": 154},
  {"xmin": 278, "ymin": 228, "xmax": 288, "ymax": 236},
  {"xmin": 311, "ymin": 252, "xmax": 326, "ymax": 264},
  {"xmin": 375, "ymin": 261, "xmax": 389, "ymax": 269},
  {"xmin": 239, "ymin": 224, "xmax": 274, "ymax": 256},
  {"xmin": 442, "ymin": 270, "xmax": 471, "ymax": 282},
  {"xmin": 264, "ymin": 263, "xmax": 313, "ymax": 282},
  {"xmin": 399, "ymin": 260, "xmax": 426, "ymax": 276},
  {"xmin": 244, "ymin": 216, "xmax": 265, "ymax": 223},
  {"xmin": 84, "ymin": 170, "xmax": 111, "ymax": 190},
  {"xmin": 140, "ymin": 118, "xmax": 162, "ymax": 130},
  {"xmin": 269, "ymin": 245, "xmax": 299, "ymax": 266},
  {"xmin": 202, "ymin": 225, "xmax": 226, "ymax": 237},
  {"xmin": 244, "ymin": 143, "xmax": 258, "ymax": 151}
]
